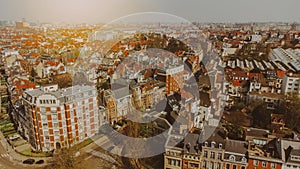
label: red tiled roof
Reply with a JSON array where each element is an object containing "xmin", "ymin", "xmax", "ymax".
[
  {"xmin": 232, "ymin": 79, "xmax": 242, "ymax": 87},
  {"xmin": 276, "ymin": 70, "xmax": 286, "ymax": 78},
  {"xmin": 249, "ymin": 73, "xmax": 264, "ymax": 80},
  {"xmin": 232, "ymin": 70, "xmax": 248, "ymax": 78},
  {"xmin": 44, "ymin": 61, "xmax": 60, "ymax": 67}
]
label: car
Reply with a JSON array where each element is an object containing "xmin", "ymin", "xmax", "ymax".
[
  {"xmin": 35, "ymin": 159, "xmax": 44, "ymax": 164},
  {"xmin": 23, "ymin": 159, "xmax": 35, "ymax": 164}
]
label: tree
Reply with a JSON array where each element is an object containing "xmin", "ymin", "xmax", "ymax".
[
  {"xmin": 49, "ymin": 148, "xmax": 86, "ymax": 169},
  {"xmin": 30, "ymin": 68, "xmax": 36, "ymax": 82},
  {"xmin": 248, "ymin": 100, "xmax": 270, "ymax": 129},
  {"xmin": 280, "ymin": 94, "xmax": 300, "ymax": 132}
]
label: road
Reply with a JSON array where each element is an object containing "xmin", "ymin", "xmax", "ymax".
[
  {"xmin": 0, "ymin": 132, "xmax": 41, "ymax": 169},
  {"xmin": 0, "ymin": 139, "xmax": 23, "ymax": 169}
]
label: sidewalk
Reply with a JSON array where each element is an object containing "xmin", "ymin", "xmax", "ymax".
[{"xmin": 0, "ymin": 131, "xmax": 52, "ymax": 166}]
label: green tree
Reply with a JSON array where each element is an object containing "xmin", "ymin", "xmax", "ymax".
[
  {"xmin": 249, "ymin": 100, "xmax": 270, "ymax": 129},
  {"xmin": 30, "ymin": 68, "xmax": 36, "ymax": 82},
  {"xmin": 49, "ymin": 148, "xmax": 86, "ymax": 169},
  {"xmin": 280, "ymin": 94, "xmax": 300, "ymax": 132}
]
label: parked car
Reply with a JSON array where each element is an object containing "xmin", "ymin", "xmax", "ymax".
[
  {"xmin": 23, "ymin": 159, "xmax": 35, "ymax": 164},
  {"xmin": 35, "ymin": 159, "xmax": 44, "ymax": 164}
]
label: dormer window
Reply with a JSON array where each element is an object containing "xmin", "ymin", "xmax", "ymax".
[
  {"xmin": 229, "ymin": 155, "xmax": 235, "ymax": 161},
  {"xmin": 211, "ymin": 141, "xmax": 216, "ymax": 148},
  {"xmin": 204, "ymin": 142, "xmax": 208, "ymax": 147},
  {"xmin": 186, "ymin": 143, "xmax": 191, "ymax": 152},
  {"xmin": 219, "ymin": 143, "xmax": 222, "ymax": 149},
  {"xmin": 242, "ymin": 157, "xmax": 247, "ymax": 163}
]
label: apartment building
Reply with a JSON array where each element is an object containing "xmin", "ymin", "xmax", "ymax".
[
  {"xmin": 281, "ymin": 73, "xmax": 300, "ymax": 95},
  {"xmin": 223, "ymin": 140, "xmax": 248, "ymax": 169},
  {"xmin": 21, "ymin": 84, "xmax": 99, "ymax": 151},
  {"xmin": 163, "ymin": 64, "xmax": 184, "ymax": 95}
]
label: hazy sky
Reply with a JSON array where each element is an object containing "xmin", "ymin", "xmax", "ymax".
[{"xmin": 0, "ymin": 0, "xmax": 299, "ymax": 23}]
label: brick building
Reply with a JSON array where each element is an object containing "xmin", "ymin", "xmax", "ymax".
[{"xmin": 21, "ymin": 84, "xmax": 99, "ymax": 151}]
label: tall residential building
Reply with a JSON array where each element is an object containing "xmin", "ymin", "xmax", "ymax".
[
  {"xmin": 161, "ymin": 65, "xmax": 184, "ymax": 95},
  {"xmin": 21, "ymin": 84, "xmax": 99, "ymax": 151},
  {"xmin": 281, "ymin": 73, "xmax": 300, "ymax": 95}
]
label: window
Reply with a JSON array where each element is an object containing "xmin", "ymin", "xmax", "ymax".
[
  {"xmin": 230, "ymin": 155, "xmax": 236, "ymax": 161},
  {"xmin": 242, "ymin": 157, "xmax": 247, "ymax": 163},
  {"xmin": 167, "ymin": 159, "xmax": 180, "ymax": 167},
  {"xmin": 202, "ymin": 161, "xmax": 206, "ymax": 168},
  {"xmin": 262, "ymin": 161, "xmax": 267, "ymax": 167},
  {"xmin": 233, "ymin": 165, "xmax": 237, "ymax": 169},
  {"xmin": 41, "ymin": 115, "xmax": 46, "ymax": 120},
  {"xmin": 52, "ymin": 114, "xmax": 58, "ymax": 120},
  {"xmin": 211, "ymin": 141, "xmax": 216, "ymax": 148},
  {"xmin": 167, "ymin": 159, "xmax": 171, "ymax": 165},
  {"xmin": 217, "ymin": 153, "xmax": 222, "ymax": 160},
  {"xmin": 271, "ymin": 163, "xmax": 276, "ymax": 168},
  {"xmin": 219, "ymin": 143, "xmax": 222, "ymax": 149},
  {"xmin": 204, "ymin": 151, "xmax": 208, "ymax": 158},
  {"xmin": 204, "ymin": 142, "xmax": 208, "ymax": 147},
  {"xmin": 40, "ymin": 107, "xmax": 46, "ymax": 112},
  {"xmin": 253, "ymin": 160, "xmax": 258, "ymax": 166},
  {"xmin": 209, "ymin": 162, "xmax": 214, "ymax": 169},
  {"xmin": 190, "ymin": 163, "xmax": 199, "ymax": 168},
  {"xmin": 216, "ymin": 163, "xmax": 221, "ymax": 169},
  {"xmin": 54, "ymin": 130, "xmax": 59, "ymax": 135},
  {"xmin": 226, "ymin": 164, "xmax": 230, "ymax": 169},
  {"xmin": 51, "ymin": 107, "xmax": 56, "ymax": 112},
  {"xmin": 210, "ymin": 152, "xmax": 215, "ymax": 159}
]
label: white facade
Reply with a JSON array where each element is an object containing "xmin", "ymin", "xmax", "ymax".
[{"xmin": 282, "ymin": 73, "xmax": 300, "ymax": 95}]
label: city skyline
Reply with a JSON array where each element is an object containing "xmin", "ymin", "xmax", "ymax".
[{"xmin": 0, "ymin": 0, "xmax": 299, "ymax": 24}]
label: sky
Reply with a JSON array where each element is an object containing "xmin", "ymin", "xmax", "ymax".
[{"xmin": 0, "ymin": 0, "xmax": 299, "ymax": 24}]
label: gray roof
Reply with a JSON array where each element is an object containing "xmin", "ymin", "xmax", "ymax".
[
  {"xmin": 225, "ymin": 139, "xmax": 248, "ymax": 154},
  {"xmin": 291, "ymin": 149, "xmax": 300, "ymax": 156},
  {"xmin": 25, "ymin": 85, "xmax": 96, "ymax": 103},
  {"xmin": 183, "ymin": 133, "xmax": 201, "ymax": 154}
]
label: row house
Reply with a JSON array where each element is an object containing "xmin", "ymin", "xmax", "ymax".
[
  {"xmin": 164, "ymin": 135, "xmax": 184, "ymax": 169},
  {"xmin": 247, "ymin": 138, "xmax": 283, "ymax": 169},
  {"xmin": 102, "ymin": 82, "xmax": 132, "ymax": 124},
  {"xmin": 247, "ymin": 92, "xmax": 285, "ymax": 110},
  {"xmin": 164, "ymin": 128, "xmax": 300, "ymax": 169},
  {"xmin": 103, "ymin": 90, "xmax": 118, "ymax": 124},
  {"xmin": 137, "ymin": 80, "xmax": 166, "ymax": 110},
  {"xmin": 280, "ymin": 139, "xmax": 300, "ymax": 169},
  {"xmin": 249, "ymin": 78, "xmax": 282, "ymax": 94},
  {"xmin": 223, "ymin": 140, "xmax": 248, "ymax": 169}
]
